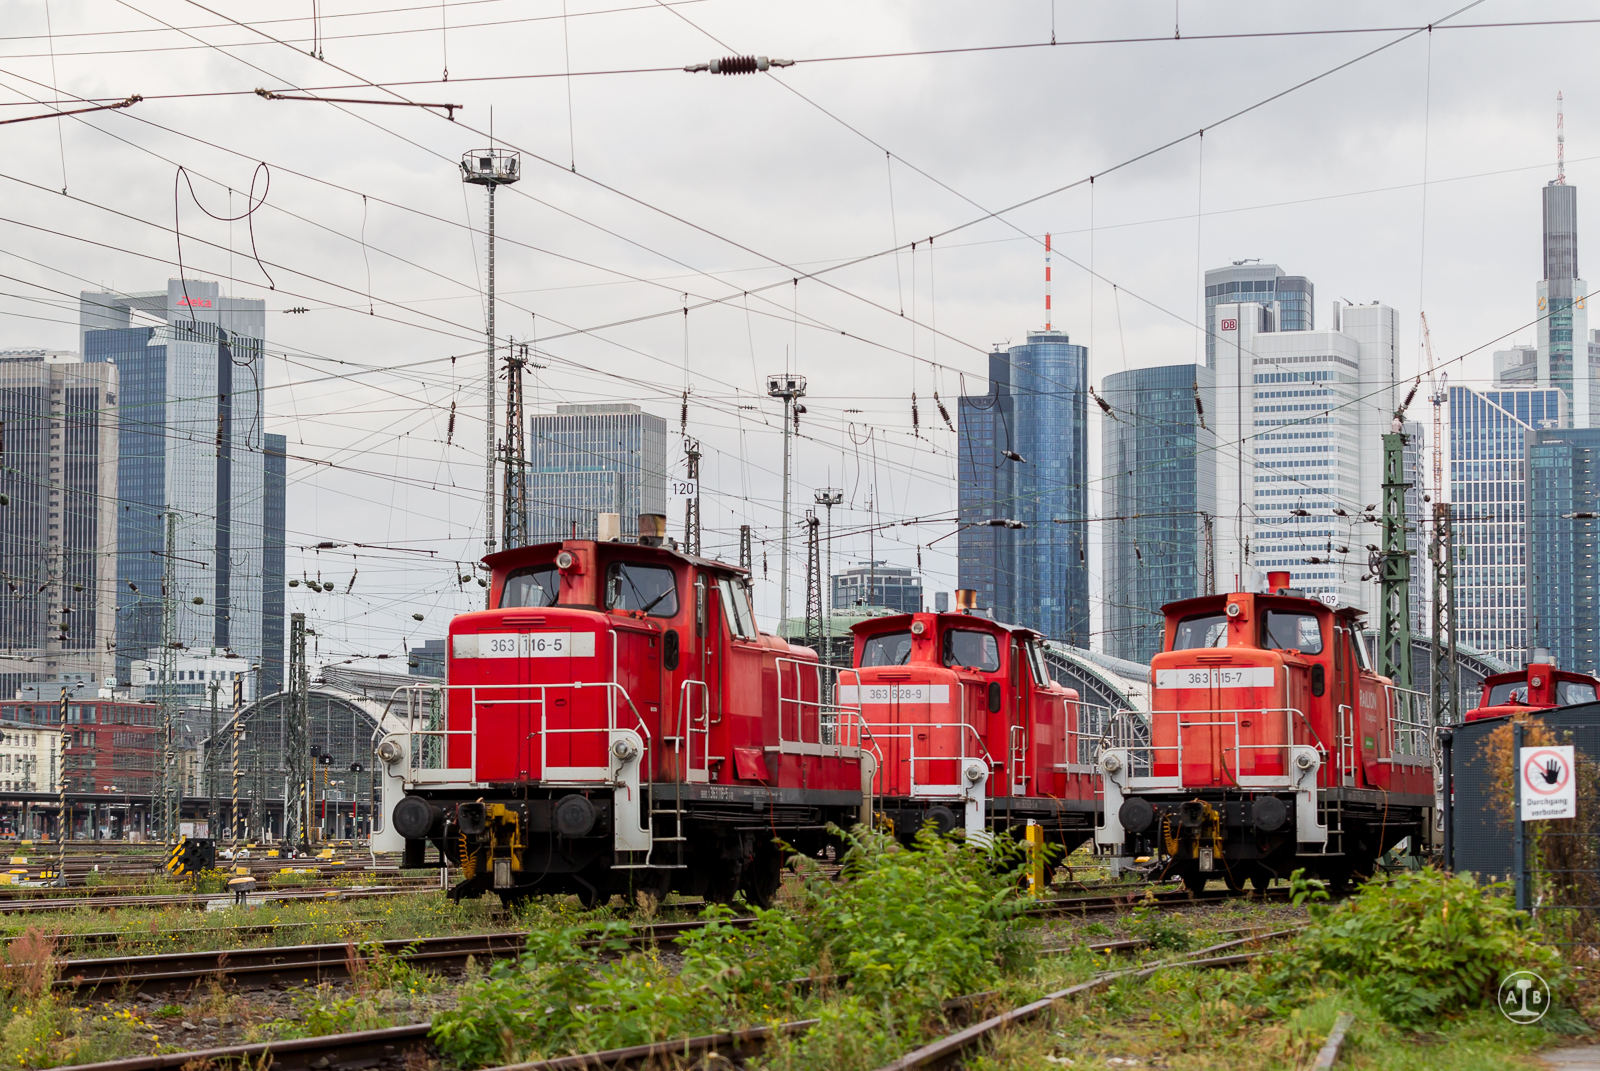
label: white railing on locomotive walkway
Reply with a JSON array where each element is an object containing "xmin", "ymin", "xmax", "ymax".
[
  {"xmin": 1382, "ymin": 685, "xmax": 1434, "ymax": 766},
  {"xmin": 1111, "ymin": 706, "xmax": 1328, "ymax": 791},
  {"xmin": 772, "ymin": 658, "xmax": 872, "ymax": 759},
  {"xmin": 390, "ymin": 680, "xmax": 652, "ymax": 786}
]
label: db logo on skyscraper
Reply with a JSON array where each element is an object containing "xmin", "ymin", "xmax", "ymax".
[{"xmin": 1220, "ymin": 318, "xmax": 1237, "ymax": 331}]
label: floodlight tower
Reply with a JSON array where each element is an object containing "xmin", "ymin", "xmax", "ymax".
[
  {"xmin": 461, "ymin": 148, "xmax": 520, "ymax": 604},
  {"xmin": 767, "ymin": 374, "xmax": 807, "ymax": 632}
]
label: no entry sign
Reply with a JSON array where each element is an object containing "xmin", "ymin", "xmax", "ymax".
[{"xmin": 1520, "ymin": 745, "xmax": 1577, "ymax": 821}]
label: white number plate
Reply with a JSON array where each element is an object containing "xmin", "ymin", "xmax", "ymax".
[
  {"xmin": 1155, "ymin": 667, "xmax": 1276, "ymax": 690},
  {"xmin": 838, "ymin": 684, "xmax": 950, "ymax": 705},
  {"xmin": 452, "ymin": 632, "xmax": 596, "ymax": 659}
]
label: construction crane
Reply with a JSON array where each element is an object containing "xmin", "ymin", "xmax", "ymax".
[{"xmin": 1423, "ymin": 312, "xmax": 1446, "ymax": 504}]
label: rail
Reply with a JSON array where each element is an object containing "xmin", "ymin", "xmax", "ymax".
[
  {"xmin": 394, "ymin": 680, "xmax": 652, "ymax": 785},
  {"xmin": 1120, "ymin": 706, "xmax": 1326, "ymax": 790}
]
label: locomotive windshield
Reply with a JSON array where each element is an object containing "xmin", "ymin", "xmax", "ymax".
[
  {"xmin": 1560, "ymin": 680, "xmax": 1599, "ymax": 705},
  {"xmin": 605, "ymin": 562, "xmax": 679, "ymax": 617},
  {"xmin": 1487, "ymin": 682, "xmax": 1529, "ymax": 705},
  {"xmin": 861, "ymin": 631, "xmax": 913, "ymax": 667},
  {"xmin": 1173, "ymin": 613, "xmax": 1228, "ymax": 650},
  {"xmin": 1263, "ymin": 611, "xmax": 1323, "ymax": 654},
  {"xmin": 944, "ymin": 629, "xmax": 1000, "ymax": 672},
  {"xmin": 501, "ymin": 566, "xmax": 559, "ymax": 608}
]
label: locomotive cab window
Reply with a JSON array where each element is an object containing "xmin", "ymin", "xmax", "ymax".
[
  {"xmin": 1023, "ymin": 640, "xmax": 1052, "ymax": 685},
  {"xmin": 1172, "ymin": 613, "xmax": 1229, "ymax": 650},
  {"xmin": 1559, "ymin": 680, "xmax": 1599, "ymax": 705},
  {"xmin": 605, "ymin": 562, "xmax": 679, "ymax": 617},
  {"xmin": 861, "ymin": 631, "xmax": 913, "ymax": 667},
  {"xmin": 1351, "ymin": 627, "xmax": 1373, "ymax": 671},
  {"xmin": 1488, "ymin": 681, "xmax": 1529, "ymax": 705},
  {"xmin": 501, "ymin": 566, "xmax": 559, "ymax": 609},
  {"xmin": 944, "ymin": 629, "xmax": 1000, "ymax": 673},
  {"xmin": 1262, "ymin": 611, "xmax": 1323, "ymax": 655},
  {"xmin": 717, "ymin": 577, "xmax": 758, "ymax": 639}
]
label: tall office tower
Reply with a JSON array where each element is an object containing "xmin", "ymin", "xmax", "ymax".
[
  {"xmin": 1100, "ymin": 364, "xmax": 1217, "ymax": 662},
  {"xmin": 1449, "ymin": 385, "xmax": 1567, "ymax": 668},
  {"xmin": 261, "ymin": 433, "xmax": 287, "ymax": 695},
  {"xmin": 1212, "ymin": 300, "xmax": 1401, "ymax": 613},
  {"xmin": 0, "ymin": 351, "xmax": 119, "ymax": 698},
  {"xmin": 1526, "ymin": 427, "xmax": 1600, "ymax": 673},
  {"xmin": 527, "ymin": 403, "xmax": 668, "ymax": 543},
  {"xmin": 79, "ymin": 280, "xmax": 267, "ymax": 683},
  {"xmin": 1202, "ymin": 262, "xmax": 1314, "ymax": 367},
  {"xmin": 1535, "ymin": 178, "xmax": 1600, "ymax": 426},
  {"xmin": 831, "ymin": 562, "xmax": 923, "ymax": 614},
  {"xmin": 958, "ymin": 331, "xmax": 1089, "ymax": 644}
]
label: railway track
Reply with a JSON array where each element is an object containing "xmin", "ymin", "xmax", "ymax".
[
  {"xmin": 57, "ymin": 925, "xmax": 1301, "ymax": 1071},
  {"xmin": 52, "ymin": 915, "xmax": 756, "ymax": 996},
  {"xmin": 0, "ymin": 883, "xmax": 428, "ymax": 915}
]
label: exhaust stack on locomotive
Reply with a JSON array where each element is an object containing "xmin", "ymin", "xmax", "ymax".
[
  {"xmin": 374, "ymin": 527, "xmax": 872, "ymax": 907},
  {"xmin": 1095, "ymin": 574, "xmax": 1437, "ymax": 891}
]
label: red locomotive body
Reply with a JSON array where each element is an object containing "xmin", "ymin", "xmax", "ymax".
[
  {"xmin": 848, "ymin": 611, "xmax": 1099, "ymax": 853},
  {"xmin": 1466, "ymin": 652, "xmax": 1600, "ymax": 722},
  {"xmin": 384, "ymin": 537, "xmax": 870, "ymax": 906},
  {"xmin": 1095, "ymin": 581, "xmax": 1436, "ymax": 890}
]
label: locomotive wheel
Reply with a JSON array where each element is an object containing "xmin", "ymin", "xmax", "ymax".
[
  {"xmin": 1180, "ymin": 868, "xmax": 1209, "ymax": 894},
  {"xmin": 1221, "ymin": 866, "xmax": 1245, "ymax": 893},
  {"xmin": 741, "ymin": 845, "xmax": 783, "ymax": 909},
  {"xmin": 1249, "ymin": 868, "xmax": 1273, "ymax": 892}
]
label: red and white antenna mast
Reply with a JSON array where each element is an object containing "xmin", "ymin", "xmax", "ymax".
[
  {"xmin": 1044, "ymin": 232, "xmax": 1053, "ymax": 330},
  {"xmin": 1558, "ymin": 90, "xmax": 1567, "ymax": 184}
]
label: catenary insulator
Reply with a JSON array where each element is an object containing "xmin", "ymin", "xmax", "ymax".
[{"xmin": 686, "ymin": 56, "xmax": 794, "ymax": 74}]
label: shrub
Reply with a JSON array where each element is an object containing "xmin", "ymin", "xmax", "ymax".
[{"xmin": 1255, "ymin": 867, "xmax": 1562, "ymax": 1026}]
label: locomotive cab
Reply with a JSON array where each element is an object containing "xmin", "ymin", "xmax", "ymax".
[
  {"xmin": 1095, "ymin": 572, "xmax": 1436, "ymax": 892},
  {"xmin": 849, "ymin": 608, "xmax": 1098, "ymax": 853},
  {"xmin": 380, "ymin": 528, "xmax": 870, "ymax": 907},
  {"xmin": 1467, "ymin": 648, "xmax": 1600, "ymax": 722}
]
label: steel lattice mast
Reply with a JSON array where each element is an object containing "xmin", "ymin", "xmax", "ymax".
[
  {"xmin": 501, "ymin": 342, "xmax": 530, "ymax": 551},
  {"xmin": 683, "ymin": 438, "xmax": 702, "ymax": 557},
  {"xmin": 1377, "ymin": 401, "xmax": 1416, "ymax": 688},
  {"xmin": 1430, "ymin": 501, "xmax": 1459, "ymax": 726},
  {"xmin": 156, "ymin": 512, "xmax": 179, "ymax": 842},
  {"xmin": 284, "ymin": 612, "xmax": 310, "ymax": 850},
  {"xmin": 804, "ymin": 511, "xmax": 822, "ymax": 649}
]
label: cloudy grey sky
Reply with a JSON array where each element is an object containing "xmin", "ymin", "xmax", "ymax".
[{"xmin": 0, "ymin": 0, "xmax": 1591, "ymax": 660}]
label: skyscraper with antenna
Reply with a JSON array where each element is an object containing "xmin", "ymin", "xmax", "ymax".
[{"xmin": 1532, "ymin": 90, "xmax": 1595, "ymax": 426}]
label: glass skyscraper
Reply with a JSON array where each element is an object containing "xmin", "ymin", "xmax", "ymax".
[
  {"xmin": 1100, "ymin": 364, "xmax": 1216, "ymax": 662},
  {"xmin": 1449, "ymin": 385, "xmax": 1566, "ymax": 667},
  {"xmin": 831, "ymin": 561, "xmax": 923, "ymax": 614},
  {"xmin": 261, "ymin": 433, "xmax": 287, "ymax": 695},
  {"xmin": 527, "ymin": 403, "xmax": 668, "ymax": 543},
  {"xmin": 1527, "ymin": 427, "xmax": 1600, "ymax": 673},
  {"xmin": 1203, "ymin": 262, "xmax": 1314, "ymax": 366},
  {"xmin": 957, "ymin": 331, "xmax": 1088, "ymax": 645},
  {"xmin": 81, "ymin": 281, "xmax": 268, "ymax": 684},
  {"xmin": 0, "ymin": 351, "xmax": 119, "ymax": 698}
]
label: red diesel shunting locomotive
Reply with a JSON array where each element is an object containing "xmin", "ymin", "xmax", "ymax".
[
  {"xmin": 848, "ymin": 593, "xmax": 1099, "ymax": 854},
  {"xmin": 380, "ymin": 522, "xmax": 872, "ymax": 907},
  {"xmin": 1465, "ymin": 646, "xmax": 1600, "ymax": 722},
  {"xmin": 1095, "ymin": 572, "xmax": 1437, "ymax": 891}
]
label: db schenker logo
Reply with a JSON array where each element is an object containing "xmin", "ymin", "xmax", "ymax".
[{"xmin": 1499, "ymin": 970, "xmax": 1552, "ymax": 1024}]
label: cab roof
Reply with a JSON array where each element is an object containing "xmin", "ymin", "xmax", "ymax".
[
  {"xmin": 847, "ymin": 610, "xmax": 1046, "ymax": 644},
  {"xmin": 484, "ymin": 538, "xmax": 749, "ymax": 576}
]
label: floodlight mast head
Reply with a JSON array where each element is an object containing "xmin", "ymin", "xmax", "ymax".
[
  {"xmin": 815, "ymin": 487, "xmax": 843, "ymax": 507},
  {"xmin": 767, "ymin": 373, "xmax": 806, "ymax": 400},
  {"xmin": 461, "ymin": 149, "xmax": 521, "ymax": 186}
]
